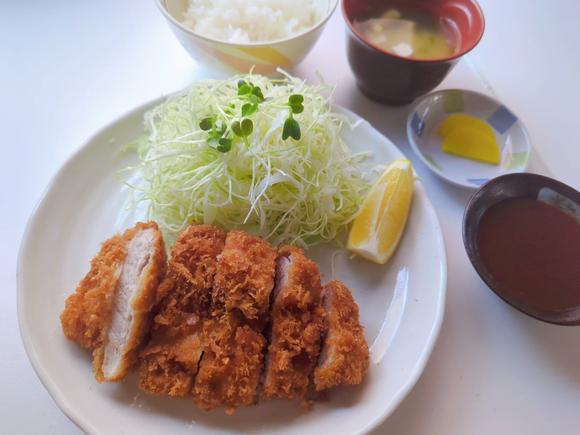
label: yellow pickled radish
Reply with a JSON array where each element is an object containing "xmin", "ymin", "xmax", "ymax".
[
  {"xmin": 441, "ymin": 127, "xmax": 501, "ymax": 164},
  {"xmin": 438, "ymin": 114, "xmax": 501, "ymax": 165},
  {"xmin": 438, "ymin": 113, "xmax": 495, "ymax": 140},
  {"xmin": 347, "ymin": 159, "xmax": 414, "ymax": 264}
]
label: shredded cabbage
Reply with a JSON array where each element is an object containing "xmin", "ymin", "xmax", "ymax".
[{"xmin": 123, "ymin": 72, "xmax": 371, "ymax": 247}]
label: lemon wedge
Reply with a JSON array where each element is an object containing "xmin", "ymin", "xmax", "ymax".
[
  {"xmin": 438, "ymin": 114, "xmax": 501, "ymax": 165},
  {"xmin": 347, "ymin": 159, "xmax": 414, "ymax": 264}
]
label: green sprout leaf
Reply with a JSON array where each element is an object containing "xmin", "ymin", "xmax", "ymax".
[
  {"xmin": 232, "ymin": 119, "xmax": 253, "ymax": 138},
  {"xmin": 241, "ymin": 118, "xmax": 253, "ymax": 136},
  {"xmin": 217, "ymin": 137, "xmax": 232, "ymax": 153},
  {"xmin": 289, "ymin": 94, "xmax": 304, "ymax": 105},
  {"xmin": 242, "ymin": 102, "xmax": 257, "ymax": 117},
  {"xmin": 282, "ymin": 118, "xmax": 301, "ymax": 140},
  {"xmin": 199, "ymin": 117, "xmax": 213, "ymax": 131},
  {"xmin": 238, "ymin": 84, "xmax": 252, "ymax": 96},
  {"xmin": 231, "ymin": 121, "xmax": 242, "ymax": 137},
  {"xmin": 252, "ymin": 86, "xmax": 265, "ymax": 102},
  {"xmin": 290, "ymin": 103, "xmax": 304, "ymax": 114},
  {"xmin": 288, "ymin": 94, "xmax": 304, "ymax": 114}
]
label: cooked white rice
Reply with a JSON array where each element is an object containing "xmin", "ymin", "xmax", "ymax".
[{"xmin": 182, "ymin": 0, "xmax": 328, "ymax": 44}]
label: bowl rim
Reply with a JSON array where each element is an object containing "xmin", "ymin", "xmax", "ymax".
[
  {"xmin": 341, "ymin": 0, "xmax": 486, "ymax": 64},
  {"xmin": 155, "ymin": 0, "xmax": 339, "ymax": 47},
  {"xmin": 406, "ymin": 88, "xmax": 532, "ymax": 189},
  {"xmin": 462, "ymin": 172, "xmax": 580, "ymax": 326}
]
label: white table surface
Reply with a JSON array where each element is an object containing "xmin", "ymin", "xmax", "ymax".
[{"xmin": 2, "ymin": 1, "xmax": 579, "ymax": 434}]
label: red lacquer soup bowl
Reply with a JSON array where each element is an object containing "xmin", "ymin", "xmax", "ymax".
[{"xmin": 342, "ymin": 0, "xmax": 485, "ymax": 105}]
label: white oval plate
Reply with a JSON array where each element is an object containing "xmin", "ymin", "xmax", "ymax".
[
  {"xmin": 407, "ymin": 89, "xmax": 532, "ymax": 189},
  {"xmin": 18, "ymin": 99, "xmax": 446, "ymax": 435}
]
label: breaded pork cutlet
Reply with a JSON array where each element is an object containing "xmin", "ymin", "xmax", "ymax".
[
  {"xmin": 314, "ymin": 280, "xmax": 369, "ymax": 391},
  {"xmin": 194, "ymin": 231, "xmax": 277, "ymax": 413},
  {"xmin": 138, "ymin": 225, "xmax": 226, "ymax": 397},
  {"xmin": 211, "ymin": 230, "xmax": 278, "ymax": 324},
  {"xmin": 193, "ymin": 316, "xmax": 266, "ymax": 413},
  {"xmin": 61, "ymin": 222, "xmax": 166, "ymax": 382},
  {"xmin": 139, "ymin": 334, "xmax": 204, "ymax": 397},
  {"xmin": 150, "ymin": 225, "xmax": 226, "ymax": 336},
  {"xmin": 262, "ymin": 246, "xmax": 324, "ymax": 401}
]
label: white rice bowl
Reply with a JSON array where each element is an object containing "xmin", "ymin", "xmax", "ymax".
[{"xmin": 182, "ymin": 0, "xmax": 327, "ymax": 43}]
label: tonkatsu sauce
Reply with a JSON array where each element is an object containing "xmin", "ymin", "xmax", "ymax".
[{"xmin": 477, "ymin": 198, "xmax": 580, "ymax": 312}]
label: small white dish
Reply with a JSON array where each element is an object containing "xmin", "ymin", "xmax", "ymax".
[
  {"xmin": 18, "ymin": 99, "xmax": 446, "ymax": 435},
  {"xmin": 407, "ymin": 89, "xmax": 532, "ymax": 189}
]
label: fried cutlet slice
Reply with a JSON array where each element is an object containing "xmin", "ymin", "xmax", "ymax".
[
  {"xmin": 193, "ymin": 316, "xmax": 266, "ymax": 414},
  {"xmin": 138, "ymin": 225, "xmax": 226, "ymax": 396},
  {"xmin": 193, "ymin": 230, "xmax": 276, "ymax": 412},
  {"xmin": 262, "ymin": 246, "xmax": 325, "ymax": 401},
  {"xmin": 139, "ymin": 334, "xmax": 203, "ymax": 396},
  {"xmin": 60, "ymin": 222, "xmax": 166, "ymax": 382},
  {"xmin": 61, "ymin": 230, "xmax": 128, "ymax": 350},
  {"xmin": 212, "ymin": 230, "xmax": 277, "ymax": 323},
  {"xmin": 152, "ymin": 225, "xmax": 226, "ymax": 336},
  {"xmin": 314, "ymin": 280, "xmax": 369, "ymax": 391}
]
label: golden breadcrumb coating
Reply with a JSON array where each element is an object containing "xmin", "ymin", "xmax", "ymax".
[
  {"xmin": 139, "ymin": 334, "xmax": 203, "ymax": 396},
  {"xmin": 193, "ymin": 230, "xmax": 276, "ymax": 413},
  {"xmin": 60, "ymin": 230, "xmax": 129, "ymax": 350},
  {"xmin": 212, "ymin": 230, "xmax": 277, "ymax": 324},
  {"xmin": 139, "ymin": 225, "xmax": 226, "ymax": 396},
  {"xmin": 153, "ymin": 225, "xmax": 226, "ymax": 336},
  {"xmin": 262, "ymin": 246, "xmax": 324, "ymax": 401},
  {"xmin": 61, "ymin": 222, "xmax": 166, "ymax": 382},
  {"xmin": 193, "ymin": 316, "xmax": 266, "ymax": 414},
  {"xmin": 314, "ymin": 280, "xmax": 369, "ymax": 391}
]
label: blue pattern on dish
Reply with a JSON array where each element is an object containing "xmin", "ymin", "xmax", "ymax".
[
  {"xmin": 467, "ymin": 178, "xmax": 490, "ymax": 186},
  {"xmin": 410, "ymin": 112, "xmax": 425, "ymax": 137},
  {"xmin": 488, "ymin": 106, "xmax": 518, "ymax": 134}
]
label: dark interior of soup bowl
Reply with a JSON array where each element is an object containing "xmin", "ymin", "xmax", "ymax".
[{"xmin": 463, "ymin": 173, "xmax": 580, "ymax": 325}]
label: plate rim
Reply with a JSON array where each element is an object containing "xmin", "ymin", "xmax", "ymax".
[
  {"xmin": 17, "ymin": 97, "xmax": 447, "ymax": 435},
  {"xmin": 16, "ymin": 99, "xmax": 160, "ymax": 435},
  {"xmin": 406, "ymin": 88, "xmax": 532, "ymax": 189}
]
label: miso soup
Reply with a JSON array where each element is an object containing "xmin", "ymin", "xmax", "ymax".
[{"xmin": 353, "ymin": 4, "xmax": 460, "ymax": 60}]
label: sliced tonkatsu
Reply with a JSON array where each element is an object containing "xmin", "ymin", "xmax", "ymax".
[
  {"xmin": 139, "ymin": 334, "xmax": 204, "ymax": 397},
  {"xmin": 60, "ymin": 222, "xmax": 166, "ymax": 382},
  {"xmin": 314, "ymin": 280, "xmax": 369, "ymax": 391},
  {"xmin": 210, "ymin": 230, "xmax": 278, "ymax": 324},
  {"xmin": 193, "ymin": 315, "xmax": 266, "ymax": 413},
  {"xmin": 194, "ymin": 230, "xmax": 277, "ymax": 413},
  {"xmin": 138, "ymin": 225, "xmax": 226, "ymax": 396},
  {"xmin": 262, "ymin": 245, "xmax": 325, "ymax": 401},
  {"xmin": 61, "ymin": 222, "xmax": 371, "ymax": 411}
]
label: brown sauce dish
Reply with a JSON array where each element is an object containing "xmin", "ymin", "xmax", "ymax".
[{"xmin": 463, "ymin": 173, "xmax": 580, "ymax": 325}]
